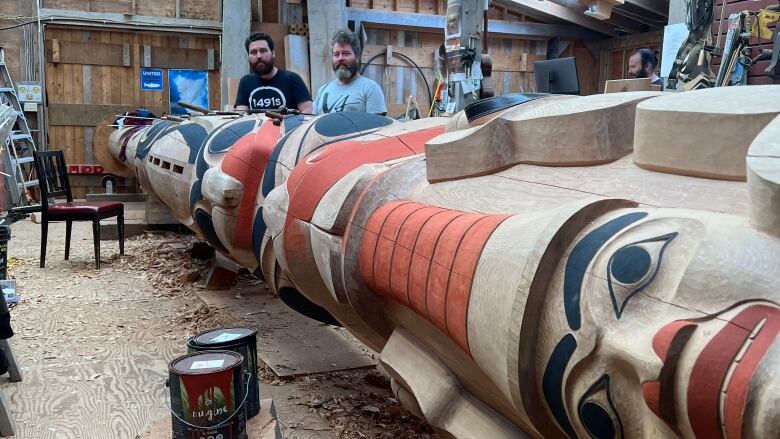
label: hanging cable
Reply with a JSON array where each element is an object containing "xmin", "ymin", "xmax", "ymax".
[
  {"xmin": 360, "ymin": 51, "xmax": 433, "ymax": 109},
  {"xmin": 0, "ymin": 20, "xmax": 36, "ymax": 31}
]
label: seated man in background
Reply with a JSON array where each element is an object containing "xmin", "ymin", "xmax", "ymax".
[
  {"xmin": 627, "ymin": 48, "xmax": 663, "ymax": 86},
  {"xmin": 313, "ymin": 28, "xmax": 387, "ymax": 115},
  {"xmin": 235, "ymin": 32, "xmax": 313, "ymax": 113}
]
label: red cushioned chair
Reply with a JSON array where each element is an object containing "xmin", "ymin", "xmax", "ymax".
[{"xmin": 33, "ymin": 150, "xmax": 124, "ymax": 269}]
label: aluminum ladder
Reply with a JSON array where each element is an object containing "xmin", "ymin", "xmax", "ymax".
[{"xmin": 0, "ymin": 47, "xmax": 38, "ymax": 208}]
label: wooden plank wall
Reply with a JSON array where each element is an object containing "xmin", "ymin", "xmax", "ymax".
[
  {"xmin": 601, "ymin": 0, "xmax": 780, "ymax": 89},
  {"xmin": 0, "ymin": 2, "xmax": 25, "ymax": 82},
  {"xmin": 44, "ymin": 26, "xmax": 221, "ymax": 197},
  {"xmin": 606, "ymin": 44, "xmax": 661, "ymax": 81},
  {"xmin": 598, "ymin": 31, "xmax": 663, "ymax": 91},
  {"xmin": 361, "ymin": 28, "xmax": 554, "ymax": 116},
  {"xmin": 351, "ymin": 0, "xmax": 600, "ymax": 116},
  {"xmin": 40, "ymin": 0, "xmax": 221, "ymax": 20},
  {"xmin": 712, "ymin": 0, "xmax": 780, "ymax": 85},
  {"xmin": 351, "ymin": 0, "xmax": 445, "ymax": 14}
]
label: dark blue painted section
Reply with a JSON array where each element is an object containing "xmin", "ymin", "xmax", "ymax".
[
  {"xmin": 610, "ymin": 246, "xmax": 651, "ymax": 284},
  {"xmin": 193, "ymin": 209, "xmax": 228, "ymax": 254},
  {"xmin": 252, "ymin": 206, "xmax": 266, "ymax": 263},
  {"xmin": 607, "ymin": 232, "xmax": 677, "ymax": 319},
  {"xmin": 313, "ymin": 112, "xmax": 392, "ymax": 137},
  {"xmin": 189, "ymin": 184, "xmax": 203, "ymax": 214},
  {"xmin": 262, "ymin": 130, "xmax": 296, "ymax": 197},
  {"xmin": 563, "ymin": 212, "xmax": 648, "ymax": 330},
  {"xmin": 542, "ymin": 333, "xmax": 578, "ymax": 439},
  {"xmin": 208, "ymin": 120, "xmax": 256, "ymax": 153},
  {"xmin": 154, "ymin": 124, "xmax": 208, "ymax": 164},
  {"xmin": 304, "ymin": 130, "xmax": 382, "ymax": 161},
  {"xmin": 197, "ymin": 128, "xmax": 220, "ymax": 177},
  {"xmin": 581, "ymin": 403, "xmax": 615, "ymax": 439},
  {"xmin": 136, "ymin": 120, "xmax": 175, "ymax": 159},
  {"xmin": 292, "ymin": 121, "xmax": 317, "ymax": 164},
  {"xmin": 283, "ymin": 114, "xmax": 305, "ymax": 133},
  {"xmin": 578, "ymin": 375, "xmax": 624, "ymax": 439},
  {"xmin": 189, "ymin": 123, "xmax": 228, "ymax": 214},
  {"xmin": 292, "ymin": 113, "xmax": 392, "ymax": 164}
]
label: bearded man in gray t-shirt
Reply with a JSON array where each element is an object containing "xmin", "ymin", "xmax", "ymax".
[{"xmin": 313, "ymin": 29, "xmax": 387, "ymax": 116}]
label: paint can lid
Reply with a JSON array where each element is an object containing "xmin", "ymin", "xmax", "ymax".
[
  {"xmin": 169, "ymin": 350, "xmax": 244, "ymax": 375},
  {"xmin": 192, "ymin": 327, "xmax": 257, "ymax": 347}
]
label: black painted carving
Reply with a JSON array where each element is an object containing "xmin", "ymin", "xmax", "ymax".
[
  {"xmin": 563, "ymin": 212, "xmax": 648, "ymax": 330},
  {"xmin": 542, "ymin": 333, "xmax": 578, "ymax": 439},
  {"xmin": 578, "ymin": 375, "xmax": 624, "ymax": 439},
  {"xmin": 607, "ymin": 233, "xmax": 677, "ymax": 319}
]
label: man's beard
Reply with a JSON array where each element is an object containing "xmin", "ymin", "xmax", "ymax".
[
  {"xmin": 333, "ymin": 60, "xmax": 358, "ymax": 81},
  {"xmin": 252, "ymin": 58, "xmax": 274, "ymax": 76},
  {"xmin": 631, "ymin": 69, "xmax": 648, "ymax": 79}
]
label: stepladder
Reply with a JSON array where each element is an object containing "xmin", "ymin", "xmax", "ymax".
[{"xmin": 0, "ymin": 46, "xmax": 39, "ymax": 210}]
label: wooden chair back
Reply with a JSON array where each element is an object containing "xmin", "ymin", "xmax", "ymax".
[{"xmin": 32, "ymin": 150, "xmax": 73, "ymax": 208}]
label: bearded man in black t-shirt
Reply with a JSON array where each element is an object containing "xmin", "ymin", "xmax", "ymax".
[{"xmin": 234, "ymin": 32, "xmax": 313, "ymax": 113}]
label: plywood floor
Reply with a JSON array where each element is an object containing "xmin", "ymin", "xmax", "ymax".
[{"xmin": 0, "ymin": 220, "xmax": 219, "ymax": 438}]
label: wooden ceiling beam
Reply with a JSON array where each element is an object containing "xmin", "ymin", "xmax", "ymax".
[
  {"xmin": 347, "ymin": 7, "xmax": 606, "ymax": 39},
  {"xmin": 623, "ymin": 0, "xmax": 668, "ymax": 17},
  {"xmin": 502, "ymin": 0, "xmax": 618, "ymax": 36}
]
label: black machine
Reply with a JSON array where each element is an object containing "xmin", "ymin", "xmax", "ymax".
[{"xmin": 534, "ymin": 57, "xmax": 580, "ymax": 95}]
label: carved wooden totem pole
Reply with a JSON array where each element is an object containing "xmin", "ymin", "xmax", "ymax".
[{"xmin": 96, "ymin": 85, "xmax": 780, "ymax": 438}]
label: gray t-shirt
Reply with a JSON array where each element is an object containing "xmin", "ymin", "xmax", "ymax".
[{"xmin": 313, "ymin": 75, "xmax": 387, "ymax": 115}]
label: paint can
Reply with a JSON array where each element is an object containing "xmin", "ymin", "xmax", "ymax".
[
  {"xmin": 168, "ymin": 350, "xmax": 248, "ymax": 439},
  {"xmin": 187, "ymin": 327, "xmax": 260, "ymax": 418}
]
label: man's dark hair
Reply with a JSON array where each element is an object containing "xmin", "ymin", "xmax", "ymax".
[
  {"xmin": 634, "ymin": 48, "xmax": 658, "ymax": 70},
  {"xmin": 245, "ymin": 32, "xmax": 274, "ymax": 52},
  {"xmin": 331, "ymin": 28, "xmax": 362, "ymax": 59}
]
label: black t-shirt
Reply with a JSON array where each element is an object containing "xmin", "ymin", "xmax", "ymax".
[{"xmin": 234, "ymin": 69, "xmax": 312, "ymax": 110}]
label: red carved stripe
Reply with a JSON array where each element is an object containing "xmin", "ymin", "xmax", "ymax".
[
  {"xmin": 221, "ymin": 120, "xmax": 279, "ymax": 247},
  {"xmin": 374, "ymin": 203, "xmax": 429, "ymax": 297},
  {"xmin": 641, "ymin": 381, "xmax": 662, "ymax": 420},
  {"xmin": 397, "ymin": 129, "xmax": 440, "ymax": 154},
  {"xmin": 389, "ymin": 206, "xmax": 447, "ymax": 305},
  {"xmin": 286, "ymin": 127, "xmax": 445, "ymax": 223},
  {"xmin": 446, "ymin": 215, "xmax": 510, "ymax": 352},
  {"xmin": 688, "ymin": 304, "xmax": 780, "ymax": 439},
  {"xmin": 358, "ymin": 201, "xmax": 409, "ymax": 291},
  {"xmin": 426, "ymin": 214, "xmax": 485, "ymax": 335},
  {"xmin": 723, "ymin": 305, "xmax": 780, "ymax": 439},
  {"xmin": 652, "ymin": 320, "xmax": 696, "ymax": 363},
  {"xmin": 407, "ymin": 210, "xmax": 465, "ymax": 318},
  {"xmin": 360, "ymin": 201, "xmax": 508, "ymax": 354}
]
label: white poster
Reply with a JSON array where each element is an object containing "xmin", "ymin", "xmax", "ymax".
[
  {"xmin": 168, "ymin": 69, "xmax": 209, "ymax": 115},
  {"xmin": 661, "ymin": 23, "xmax": 689, "ymax": 79}
]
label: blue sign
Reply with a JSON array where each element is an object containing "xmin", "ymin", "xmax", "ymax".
[{"xmin": 140, "ymin": 68, "xmax": 163, "ymax": 91}]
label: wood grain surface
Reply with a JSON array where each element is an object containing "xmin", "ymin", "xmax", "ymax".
[{"xmin": 1, "ymin": 221, "xmax": 198, "ymax": 439}]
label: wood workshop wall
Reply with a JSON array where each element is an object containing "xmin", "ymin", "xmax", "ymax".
[
  {"xmin": 361, "ymin": 28, "xmax": 554, "ymax": 117},
  {"xmin": 40, "ymin": 0, "xmax": 222, "ymax": 20},
  {"xmin": 711, "ymin": 0, "xmax": 779, "ymax": 85},
  {"xmin": 598, "ymin": 30, "xmax": 662, "ymax": 90},
  {"xmin": 0, "ymin": 2, "xmax": 26, "ymax": 84},
  {"xmin": 0, "ymin": 1, "xmax": 42, "ymax": 141},
  {"xmin": 349, "ymin": 0, "xmax": 600, "ymax": 117},
  {"xmin": 600, "ymin": 0, "xmax": 780, "ymax": 89},
  {"xmin": 43, "ymin": 26, "xmax": 220, "ymax": 197}
]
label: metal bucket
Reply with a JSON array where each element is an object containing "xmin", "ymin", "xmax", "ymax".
[
  {"xmin": 187, "ymin": 327, "xmax": 260, "ymax": 419},
  {"xmin": 168, "ymin": 350, "xmax": 248, "ymax": 439}
]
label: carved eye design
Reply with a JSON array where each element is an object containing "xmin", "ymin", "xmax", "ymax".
[
  {"xmin": 607, "ymin": 232, "xmax": 677, "ymax": 319},
  {"xmin": 578, "ymin": 375, "xmax": 624, "ymax": 439}
]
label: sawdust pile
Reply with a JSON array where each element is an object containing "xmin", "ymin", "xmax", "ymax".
[
  {"xmin": 117, "ymin": 231, "xmax": 233, "ymax": 334},
  {"xmin": 122, "ymin": 231, "xmax": 439, "ymax": 438}
]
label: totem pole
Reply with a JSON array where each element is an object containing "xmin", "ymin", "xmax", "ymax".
[{"xmin": 95, "ymin": 85, "xmax": 780, "ymax": 438}]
